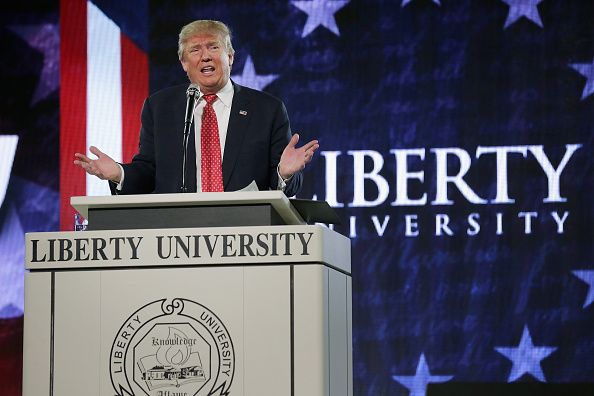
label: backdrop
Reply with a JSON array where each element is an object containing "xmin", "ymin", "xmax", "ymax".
[{"xmin": 1, "ymin": 1, "xmax": 593, "ymax": 395}]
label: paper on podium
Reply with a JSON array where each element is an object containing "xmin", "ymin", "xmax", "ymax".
[{"xmin": 237, "ymin": 180, "xmax": 259, "ymax": 192}]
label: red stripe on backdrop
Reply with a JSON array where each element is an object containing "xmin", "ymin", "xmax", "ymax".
[
  {"xmin": 0, "ymin": 318, "xmax": 23, "ymax": 396},
  {"xmin": 60, "ymin": 0, "xmax": 87, "ymax": 230},
  {"xmin": 121, "ymin": 34, "xmax": 148, "ymax": 163}
]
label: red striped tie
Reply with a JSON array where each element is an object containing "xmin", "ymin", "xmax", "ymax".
[{"xmin": 200, "ymin": 94, "xmax": 224, "ymax": 192}]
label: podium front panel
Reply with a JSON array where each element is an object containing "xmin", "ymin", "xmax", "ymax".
[
  {"xmin": 46, "ymin": 266, "xmax": 296, "ymax": 395},
  {"xmin": 24, "ymin": 225, "xmax": 351, "ymax": 396},
  {"xmin": 22, "ymin": 272, "xmax": 52, "ymax": 396}
]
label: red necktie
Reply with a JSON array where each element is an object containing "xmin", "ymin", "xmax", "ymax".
[{"xmin": 200, "ymin": 94, "xmax": 224, "ymax": 192}]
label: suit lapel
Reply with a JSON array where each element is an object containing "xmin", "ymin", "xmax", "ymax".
[{"xmin": 222, "ymin": 83, "xmax": 251, "ymax": 188}]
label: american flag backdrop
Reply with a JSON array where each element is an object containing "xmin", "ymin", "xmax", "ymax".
[
  {"xmin": 1, "ymin": 0, "xmax": 594, "ymax": 395},
  {"xmin": 60, "ymin": 0, "xmax": 148, "ymax": 230}
]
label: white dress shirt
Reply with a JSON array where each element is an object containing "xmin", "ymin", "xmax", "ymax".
[{"xmin": 193, "ymin": 80, "xmax": 234, "ymax": 192}]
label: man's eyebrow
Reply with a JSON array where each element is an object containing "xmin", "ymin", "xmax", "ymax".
[{"xmin": 188, "ymin": 41, "xmax": 220, "ymax": 48}]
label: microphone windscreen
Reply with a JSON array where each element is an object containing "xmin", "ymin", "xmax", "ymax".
[{"xmin": 186, "ymin": 83, "xmax": 200, "ymax": 97}]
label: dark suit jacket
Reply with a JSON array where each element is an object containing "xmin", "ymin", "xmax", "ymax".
[{"xmin": 111, "ymin": 82, "xmax": 302, "ymax": 196}]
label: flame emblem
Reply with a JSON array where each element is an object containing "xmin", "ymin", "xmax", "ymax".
[{"xmin": 156, "ymin": 327, "xmax": 191, "ymax": 367}]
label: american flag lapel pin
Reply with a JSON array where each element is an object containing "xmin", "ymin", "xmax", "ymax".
[{"xmin": 239, "ymin": 110, "xmax": 248, "ymax": 116}]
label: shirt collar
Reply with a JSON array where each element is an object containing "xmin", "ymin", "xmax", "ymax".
[{"xmin": 199, "ymin": 79, "xmax": 234, "ymax": 108}]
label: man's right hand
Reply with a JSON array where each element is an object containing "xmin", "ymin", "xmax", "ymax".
[{"xmin": 74, "ymin": 146, "xmax": 122, "ymax": 183}]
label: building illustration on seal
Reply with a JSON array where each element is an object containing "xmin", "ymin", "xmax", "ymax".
[
  {"xmin": 136, "ymin": 325, "xmax": 209, "ymax": 391},
  {"xmin": 141, "ymin": 365, "xmax": 205, "ymax": 382}
]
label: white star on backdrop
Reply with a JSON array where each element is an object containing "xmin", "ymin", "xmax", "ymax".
[
  {"xmin": 291, "ymin": 0, "xmax": 350, "ymax": 37},
  {"xmin": 572, "ymin": 270, "xmax": 594, "ymax": 307},
  {"xmin": 401, "ymin": 0, "xmax": 441, "ymax": 7},
  {"xmin": 9, "ymin": 23, "xmax": 60, "ymax": 104},
  {"xmin": 500, "ymin": 0, "xmax": 545, "ymax": 29},
  {"xmin": 231, "ymin": 55, "xmax": 279, "ymax": 91},
  {"xmin": 0, "ymin": 135, "xmax": 18, "ymax": 209},
  {"xmin": 0, "ymin": 203, "xmax": 25, "ymax": 318},
  {"xmin": 569, "ymin": 60, "xmax": 594, "ymax": 100},
  {"xmin": 495, "ymin": 325, "xmax": 557, "ymax": 382},
  {"xmin": 392, "ymin": 353, "xmax": 454, "ymax": 396}
]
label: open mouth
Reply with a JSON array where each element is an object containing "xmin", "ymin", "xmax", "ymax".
[{"xmin": 201, "ymin": 66, "xmax": 215, "ymax": 75}]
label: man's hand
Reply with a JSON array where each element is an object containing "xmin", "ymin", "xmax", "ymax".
[
  {"xmin": 74, "ymin": 146, "xmax": 122, "ymax": 183},
  {"xmin": 279, "ymin": 134, "xmax": 319, "ymax": 179}
]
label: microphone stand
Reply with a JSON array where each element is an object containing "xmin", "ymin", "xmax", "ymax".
[{"xmin": 181, "ymin": 84, "xmax": 199, "ymax": 192}]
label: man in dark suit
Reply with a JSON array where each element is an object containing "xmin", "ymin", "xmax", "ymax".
[{"xmin": 75, "ymin": 20, "xmax": 318, "ymax": 197}]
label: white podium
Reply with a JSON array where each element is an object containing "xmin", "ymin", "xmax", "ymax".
[{"xmin": 23, "ymin": 192, "xmax": 352, "ymax": 396}]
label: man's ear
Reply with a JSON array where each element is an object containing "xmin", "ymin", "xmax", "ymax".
[
  {"xmin": 180, "ymin": 58, "xmax": 189, "ymax": 72},
  {"xmin": 228, "ymin": 53, "xmax": 234, "ymax": 67}
]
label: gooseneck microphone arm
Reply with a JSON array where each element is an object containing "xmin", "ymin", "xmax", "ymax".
[{"xmin": 181, "ymin": 83, "xmax": 200, "ymax": 193}]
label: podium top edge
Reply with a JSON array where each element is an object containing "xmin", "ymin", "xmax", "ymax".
[{"xmin": 71, "ymin": 191, "xmax": 305, "ymax": 225}]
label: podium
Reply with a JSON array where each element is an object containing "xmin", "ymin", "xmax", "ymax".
[{"xmin": 23, "ymin": 191, "xmax": 352, "ymax": 396}]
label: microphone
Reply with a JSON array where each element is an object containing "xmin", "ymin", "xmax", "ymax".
[
  {"xmin": 181, "ymin": 83, "xmax": 200, "ymax": 192},
  {"xmin": 184, "ymin": 83, "xmax": 200, "ymax": 127}
]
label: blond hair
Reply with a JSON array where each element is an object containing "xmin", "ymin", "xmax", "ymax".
[{"xmin": 178, "ymin": 20, "xmax": 235, "ymax": 60}]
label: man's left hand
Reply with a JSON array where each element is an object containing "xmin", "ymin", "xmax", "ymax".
[{"xmin": 279, "ymin": 134, "xmax": 319, "ymax": 179}]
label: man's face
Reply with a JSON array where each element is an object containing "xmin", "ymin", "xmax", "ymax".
[{"xmin": 180, "ymin": 33, "xmax": 234, "ymax": 94}]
